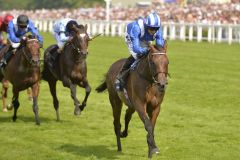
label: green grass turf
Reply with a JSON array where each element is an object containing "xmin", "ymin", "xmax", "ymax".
[{"xmin": 0, "ymin": 32, "xmax": 239, "ymax": 160}]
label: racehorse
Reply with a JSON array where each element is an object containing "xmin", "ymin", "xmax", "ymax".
[
  {"xmin": 96, "ymin": 43, "xmax": 169, "ymax": 158},
  {"xmin": 42, "ymin": 24, "xmax": 92, "ymax": 121},
  {"xmin": 0, "ymin": 35, "xmax": 41, "ymax": 125}
]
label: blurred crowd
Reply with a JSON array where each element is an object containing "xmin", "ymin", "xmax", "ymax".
[{"xmin": 0, "ymin": 2, "xmax": 240, "ymax": 24}]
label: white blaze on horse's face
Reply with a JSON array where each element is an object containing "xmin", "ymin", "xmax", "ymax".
[{"xmin": 79, "ymin": 33, "xmax": 86, "ymax": 38}]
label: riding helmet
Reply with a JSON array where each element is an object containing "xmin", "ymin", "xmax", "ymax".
[
  {"xmin": 144, "ymin": 12, "xmax": 161, "ymax": 30},
  {"xmin": 3, "ymin": 14, "xmax": 14, "ymax": 25},
  {"xmin": 66, "ymin": 20, "xmax": 78, "ymax": 33},
  {"xmin": 17, "ymin": 15, "xmax": 29, "ymax": 27}
]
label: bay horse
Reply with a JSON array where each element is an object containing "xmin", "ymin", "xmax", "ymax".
[
  {"xmin": 96, "ymin": 43, "xmax": 169, "ymax": 158},
  {"xmin": 0, "ymin": 35, "xmax": 41, "ymax": 125},
  {"xmin": 42, "ymin": 24, "xmax": 92, "ymax": 121}
]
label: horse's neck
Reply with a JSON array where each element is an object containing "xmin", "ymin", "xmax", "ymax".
[
  {"xmin": 135, "ymin": 56, "xmax": 152, "ymax": 82},
  {"xmin": 62, "ymin": 45, "xmax": 84, "ymax": 64},
  {"xmin": 17, "ymin": 47, "xmax": 30, "ymax": 67}
]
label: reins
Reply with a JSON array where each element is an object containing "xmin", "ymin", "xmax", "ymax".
[
  {"xmin": 135, "ymin": 51, "xmax": 169, "ymax": 85},
  {"xmin": 21, "ymin": 39, "xmax": 41, "ymax": 66}
]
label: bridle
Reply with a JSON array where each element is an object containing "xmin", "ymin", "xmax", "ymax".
[
  {"xmin": 147, "ymin": 52, "xmax": 169, "ymax": 84},
  {"xmin": 68, "ymin": 32, "xmax": 89, "ymax": 57},
  {"xmin": 21, "ymin": 39, "xmax": 40, "ymax": 66},
  {"xmin": 136, "ymin": 51, "xmax": 169, "ymax": 86}
]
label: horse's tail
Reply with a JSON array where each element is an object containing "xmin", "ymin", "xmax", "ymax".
[{"xmin": 96, "ymin": 78, "xmax": 107, "ymax": 93}]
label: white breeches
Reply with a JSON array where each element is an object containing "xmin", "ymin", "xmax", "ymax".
[
  {"xmin": 9, "ymin": 39, "xmax": 20, "ymax": 48},
  {"xmin": 54, "ymin": 32, "xmax": 65, "ymax": 49}
]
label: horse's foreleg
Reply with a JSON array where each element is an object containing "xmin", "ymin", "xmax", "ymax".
[
  {"xmin": 69, "ymin": 82, "xmax": 81, "ymax": 116},
  {"xmin": 120, "ymin": 107, "xmax": 135, "ymax": 138},
  {"xmin": 2, "ymin": 79, "xmax": 9, "ymax": 112},
  {"xmin": 148, "ymin": 106, "xmax": 160, "ymax": 134},
  {"xmin": 31, "ymin": 82, "xmax": 40, "ymax": 125},
  {"xmin": 79, "ymin": 80, "xmax": 91, "ymax": 111},
  {"xmin": 48, "ymin": 80, "xmax": 60, "ymax": 121},
  {"xmin": 12, "ymin": 88, "xmax": 19, "ymax": 122},
  {"xmin": 136, "ymin": 103, "xmax": 159, "ymax": 158}
]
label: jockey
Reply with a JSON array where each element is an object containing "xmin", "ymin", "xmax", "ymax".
[
  {"xmin": 0, "ymin": 14, "xmax": 14, "ymax": 49},
  {"xmin": 115, "ymin": 12, "xmax": 165, "ymax": 91},
  {"xmin": 52, "ymin": 18, "xmax": 79, "ymax": 53},
  {"xmin": 0, "ymin": 14, "xmax": 43, "ymax": 68}
]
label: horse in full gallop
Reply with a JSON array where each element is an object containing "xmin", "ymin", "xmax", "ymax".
[
  {"xmin": 96, "ymin": 43, "xmax": 169, "ymax": 158},
  {"xmin": 0, "ymin": 35, "xmax": 41, "ymax": 125},
  {"xmin": 42, "ymin": 24, "xmax": 92, "ymax": 121}
]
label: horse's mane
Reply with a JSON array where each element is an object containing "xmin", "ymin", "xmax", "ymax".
[{"xmin": 77, "ymin": 24, "xmax": 85, "ymax": 30}]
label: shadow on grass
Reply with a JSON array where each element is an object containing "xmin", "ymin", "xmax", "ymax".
[
  {"xmin": 0, "ymin": 115, "xmax": 69, "ymax": 123},
  {"xmin": 58, "ymin": 143, "xmax": 122, "ymax": 159}
]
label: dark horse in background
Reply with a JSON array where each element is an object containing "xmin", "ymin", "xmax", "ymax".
[
  {"xmin": 0, "ymin": 35, "xmax": 41, "ymax": 125},
  {"xmin": 96, "ymin": 43, "xmax": 169, "ymax": 158},
  {"xmin": 42, "ymin": 24, "xmax": 92, "ymax": 121}
]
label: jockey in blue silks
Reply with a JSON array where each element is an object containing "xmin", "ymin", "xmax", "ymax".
[
  {"xmin": 115, "ymin": 12, "xmax": 165, "ymax": 91},
  {"xmin": 0, "ymin": 14, "xmax": 43, "ymax": 69}
]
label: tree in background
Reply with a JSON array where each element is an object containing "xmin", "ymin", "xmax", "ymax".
[{"xmin": 0, "ymin": 0, "xmax": 104, "ymax": 10}]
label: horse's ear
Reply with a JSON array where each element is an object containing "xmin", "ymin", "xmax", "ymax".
[{"xmin": 72, "ymin": 25, "xmax": 78, "ymax": 32}]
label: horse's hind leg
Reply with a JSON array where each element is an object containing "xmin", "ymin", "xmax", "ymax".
[
  {"xmin": 12, "ymin": 88, "xmax": 19, "ymax": 122},
  {"xmin": 109, "ymin": 93, "xmax": 123, "ymax": 152},
  {"xmin": 79, "ymin": 80, "xmax": 91, "ymax": 111},
  {"xmin": 69, "ymin": 82, "xmax": 81, "ymax": 116},
  {"xmin": 27, "ymin": 88, "xmax": 33, "ymax": 101},
  {"xmin": 31, "ymin": 82, "xmax": 40, "ymax": 125},
  {"xmin": 120, "ymin": 107, "xmax": 135, "ymax": 138},
  {"xmin": 48, "ymin": 80, "xmax": 60, "ymax": 121}
]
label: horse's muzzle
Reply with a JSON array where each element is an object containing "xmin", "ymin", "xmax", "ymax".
[
  {"xmin": 156, "ymin": 82, "xmax": 168, "ymax": 92},
  {"xmin": 31, "ymin": 59, "xmax": 41, "ymax": 66}
]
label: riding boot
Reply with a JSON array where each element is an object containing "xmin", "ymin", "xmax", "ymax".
[
  {"xmin": 115, "ymin": 55, "xmax": 135, "ymax": 91},
  {"xmin": 0, "ymin": 46, "xmax": 14, "ymax": 69}
]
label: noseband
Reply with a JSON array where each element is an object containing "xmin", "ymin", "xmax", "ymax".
[
  {"xmin": 22, "ymin": 39, "xmax": 40, "ymax": 66},
  {"xmin": 70, "ymin": 33, "xmax": 88, "ymax": 56},
  {"xmin": 147, "ymin": 52, "xmax": 169, "ymax": 84}
]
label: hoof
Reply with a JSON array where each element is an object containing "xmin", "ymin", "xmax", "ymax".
[
  {"xmin": 148, "ymin": 148, "xmax": 160, "ymax": 158},
  {"xmin": 79, "ymin": 103, "xmax": 86, "ymax": 111},
  {"xmin": 36, "ymin": 122, "xmax": 41, "ymax": 125},
  {"xmin": 7, "ymin": 104, "xmax": 13, "ymax": 110},
  {"xmin": 2, "ymin": 108, "xmax": 8, "ymax": 112},
  {"xmin": 12, "ymin": 116, "xmax": 17, "ymax": 122},
  {"xmin": 120, "ymin": 130, "xmax": 128, "ymax": 138},
  {"xmin": 74, "ymin": 108, "xmax": 81, "ymax": 116}
]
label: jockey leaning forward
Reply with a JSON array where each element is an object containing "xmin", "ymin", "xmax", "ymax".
[
  {"xmin": 115, "ymin": 12, "xmax": 165, "ymax": 91},
  {"xmin": 0, "ymin": 14, "xmax": 43, "ymax": 69}
]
